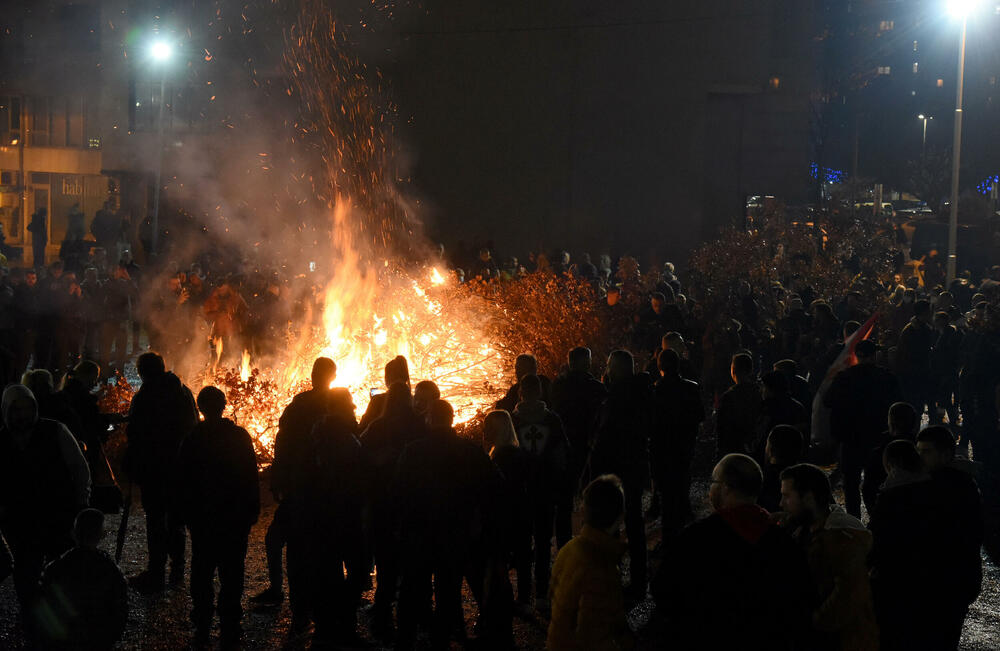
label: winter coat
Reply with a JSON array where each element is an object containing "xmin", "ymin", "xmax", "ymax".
[
  {"xmin": 124, "ymin": 372, "xmax": 197, "ymax": 485},
  {"xmin": 651, "ymin": 373, "xmax": 704, "ymax": 462},
  {"xmin": 176, "ymin": 418, "xmax": 260, "ymax": 533},
  {"xmin": 36, "ymin": 546, "xmax": 128, "ymax": 649},
  {"xmin": 652, "ymin": 505, "xmax": 812, "ymax": 651},
  {"xmin": 592, "ymin": 374, "xmax": 653, "ymax": 478},
  {"xmin": 716, "ymin": 381, "xmax": 762, "ymax": 456},
  {"xmin": 547, "ymin": 525, "xmax": 633, "ymax": 651},
  {"xmin": 929, "ymin": 465, "xmax": 984, "ymax": 604},
  {"xmin": 271, "ymin": 388, "xmax": 340, "ymax": 499},
  {"xmin": 793, "ymin": 508, "xmax": 879, "ymax": 651},
  {"xmin": 550, "ymin": 370, "xmax": 607, "ymax": 451},
  {"xmin": 511, "ymin": 400, "xmax": 569, "ymax": 496},
  {"xmin": 824, "ymin": 363, "xmax": 903, "ymax": 451}
]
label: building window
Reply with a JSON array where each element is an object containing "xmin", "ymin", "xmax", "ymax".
[
  {"xmin": 878, "ymin": 66, "xmax": 891, "ymax": 76},
  {"xmin": 769, "ymin": 77, "xmax": 781, "ymax": 90},
  {"xmin": 913, "ymin": 62, "xmax": 919, "ymax": 73},
  {"xmin": 937, "ymin": 78, "xmax": 945, "ymax": 87},
  {"xmin": 913, "ymin": 40, "xmax": 918, "ymax": 51},
  {"xmin": 879, "ymin": 20, "xmax": 894, "ymax": 31}
]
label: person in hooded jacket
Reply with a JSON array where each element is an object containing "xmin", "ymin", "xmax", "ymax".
[
  {"xmin": 123, "ymin": 351, "xmax": 198, "ymax": 594},
  {"xmin": 780, "ymin": 463, "xmax": 879, "ymax": 651},
  {"xmin": 549, "ymin": 346, "xmax": 607, "ymax": 547},
  {"xmin": 0, "ymin": 384, "xmax": 91, "ymax": 636},
  {"xmin": 591, "ymin": 350, "xmax": 653, "ymax": 600},
  {"xmin": 255, "ymin": 357, "xmax": 339, "ymax": 606},
  {"xmin": 510, "ymin": 373, "xmax": 569, "ymax": 610},
  {"xmin": 547, "ymin": 475, "xmax": 633, "ymax": 651},
  {"xmin": 176, "ymin": 386, "xmax": 260, "ymax": 647},
  {"xmin": 360, "ymin": 380, "xmax": 426, "ymax": 638},
  {"xmin": 652, "ymin": 454, "xmax": 811, "ymax": 651}
]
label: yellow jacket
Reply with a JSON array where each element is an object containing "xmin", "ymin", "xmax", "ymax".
[{"xmin": 547, "ymin": 525, "xmax": 634, "ymax": 651}]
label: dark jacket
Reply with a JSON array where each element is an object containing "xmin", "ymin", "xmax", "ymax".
[
  {"xmin": 651, "ymin": 373, "xmax": 704, "ymax": 461},
  {"xmin": 824, "ymin": 363, "xmax": 903, "ymax": 451},
  {"xmin": 176, "ymin": 417, "xmax": 260, "ymax": 533},
  {"xmin": 550, "ymin": 370, "xmax": 607, "ymax": 451},
  {"xmin": 271, "ymin": 388, "xmax": 338, "ymax": 499},
  {"xmin": 511, "ymin": 400, "xmax": 569, "ymax": 496},
  {"xmin": 895, "ymin": 318, "xmax": 935, "ymax": 389},
  {"xmin": 717, "ymin": 381, "xmax": 762, "ymax": 456},
  {"xmin": 592, "ymin": 374, "xmax": 653, "ymax": 478},
  {"xmin": 495, "ymin": 374, "xmax": 553, "ymax": 414},
  {"xmin": 652, "ymin": 505, "xmax": 812, "ymax": 651},
  {"xmin": 124, "ymin": 372, "xmax": 197, "ymax": 485},
  {"xmin": 929, "ymin": 465, "xmax": 984, "ymax": 604},
  {"xmin": 394, "ymin": 426, "xmax": 501, "ymax": 540},
  {"xmin": 36, "ymin": 547, "xmax": 128, "ymax": 650}
]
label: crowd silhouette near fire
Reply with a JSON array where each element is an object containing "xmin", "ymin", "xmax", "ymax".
[{"xmin": 1, "ymin": 219, "xmax": 998, "ymax": 650}]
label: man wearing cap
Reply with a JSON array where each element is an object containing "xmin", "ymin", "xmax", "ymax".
[
  {"xmin": 0, "ymin": 384, "xmax": 90, "ymax": 635},
  {"xmin": 824, "ymin": 340, "xmax": 904, "ymax": 517}
]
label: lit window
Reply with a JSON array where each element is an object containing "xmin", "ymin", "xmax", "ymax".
[
  {"xmin": 912, "ymin": 90, "xmax": 917, "ymax": 96},
  {"xmin": 991, "ymin": 76, "xmax": 997, "ymax": 87},
  {"xmin": 879, "ymin": 20, "xmax": 894, "ymax": 31},
  {"xmin": 937, "ymin": 78, "xmax": 944, "ymax": 87},
  {"xmin": 913, "ymin": 62, "xmax": 919, "ymax": 73},
  {"xmin": 878, "ymin": 66, "xmax": 891, "ymax": 75},
  {"xmin": 769, "ymin": 77, "xmax": 781, "ymax": 90},
  {"xmin": 913, "ymin": 40, "xmax": 918, "ymax": 51}
]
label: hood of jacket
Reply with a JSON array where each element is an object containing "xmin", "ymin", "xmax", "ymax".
[
  {"xmin": 2, "ymin": 384, "xmax": 38, "ymax": 431},
  {"xmin": 823, "ymin": 506, "xmax": 867, "ymax": 532},
  {"xmin": 513, "ymin": 399, "xmax": 551, "ymax": 423}
]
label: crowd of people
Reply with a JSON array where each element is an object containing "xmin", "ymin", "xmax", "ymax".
[{"xmin": 0, "ymin": 229, "xmax": 997, "ymax": 651}]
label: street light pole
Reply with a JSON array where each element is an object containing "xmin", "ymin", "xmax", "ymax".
[
  {"xmin": 151, "ymin": 71, "xmax": 165, "ymax": 258},
  {"xmin": 946, "ymin": 15, "xmax": 967, "ymax": 285}
]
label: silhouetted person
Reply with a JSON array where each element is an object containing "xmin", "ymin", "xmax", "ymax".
[
  {"xmin": 716, "ymin": 352, "xmax": 761, "ymax": 457},
  {"xmin": 20, "ymin": 369, "xmax": 83, "ymax": 445},
  {"xmin": 0, "ymin": 385, "xmax": 90, "ymax": 637},
  {"xmin": 861, "ymin": 401, "xmax": 918, "ymax": 515},
  {"xmin": 360, "ymin": 380, "xmax": 425, "ymax": 638},
  {"xmin": 824, "ymin": 339, "xmax": 903, "ymax": 517},
  {"xmin": 653, "ymin": 454, "xmax": 811, "ymax": 651},
  {"xmin": 495, "ymin": 353, "xmax": 552, "ymax": 415},
  {"xmin": 28, "ymin": 207, "xmax": 48, "ymax": 268},
  {"xmin": 755, "ymin": 370, "xmax": 807, "ymax": 459},
  {"xmin": 758, "ymin": 425, "xmax": 803, "ymax": 513},
  {"xmin": 412, "ymin": 379, "xmax": 440, "ymax": 422},
  {"xmin": 895, "ymin": 299, "xmax": 934, "ymax": 418},
  {"xmin": 90, "ymin": 201, "xmax": 121, "ymax": 256},
  {"xmin": 286, "ymin": 390, "xmax": 365, "ymax": 645},
  {"xmin": 930, "ymin": 310, "xmax": 962, "ymax": 425},
  {"xmin": 511, "ymin": 374, "xmax": 569, "ymax": 610},
  {"xmin": 359, "ymin": 355, "xmax": 410, "ymax": 432},
  {"xmin": 549, "ymin": 346, "xmax": 607, "ymax": 545},
  {"xmin": 780, "ymin": 464, "xmax": 879, "ymax": 651},
  {"xmin": 868, "ymin": 440, "xmax": 937, "ymax": 651},
  {"xmin": 914, "ymin": 426, "xmax": 984, "ymax": 649},
  {"xmin": 774, "ymin": 358, "xmax": 812, "ymax": 413},
  {"xmin": 592, "ymin": 350, "xmax": 652, "ymax": 601},
  {"xmin": 177, "ymin": 386, "xmax": 260, "ymax": 647},
  {"xmin": 651, "ymin": 349, "xmax": 704, "ymax": 531},
  {"xmin": 256, "ymin": 357, "xmax": 338, "ymax": 606},
  {"xmin": 548, "ymin": 475, "xmax": 634, "ymax": 651},
  {"xmin": 486, "ymin": 411, "xmax": 532, "ymax": 610},
  {"xmin": 394, "ymin": 399, "xmax": 501, "ymax": 649},
  {"xmin": 35, "ymin": 509, "xmax": 128, "ymax": 651},
  {"xmin": 123, "ymin": 352, "xmax": 197, "ymax": 593}
]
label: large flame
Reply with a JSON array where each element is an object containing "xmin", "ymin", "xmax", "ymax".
[{"xmin": 199, "ymin": 198, "xmax": 507, "ymax": 463}]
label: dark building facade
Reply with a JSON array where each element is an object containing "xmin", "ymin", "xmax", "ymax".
[{"xmin": 386, "ymin": 1, "xmax": 819, "ymax": 262}]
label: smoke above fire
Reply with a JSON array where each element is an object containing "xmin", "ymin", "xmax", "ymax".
[{"xmin": 139, "ymin": 0, "xmax": 509, "ymax": 459}]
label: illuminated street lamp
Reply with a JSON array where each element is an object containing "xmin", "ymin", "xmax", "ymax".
[
  {"xmin": 918, "ymin": 114, "xmax": 933, "ymax": 154},
  {"xmin": 148, "ymin": 38, "xmax": 173, "ymax": 258},
  {"xmin": 944, "ymin": 0, "xmax": 981, "ymax": 284}
]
